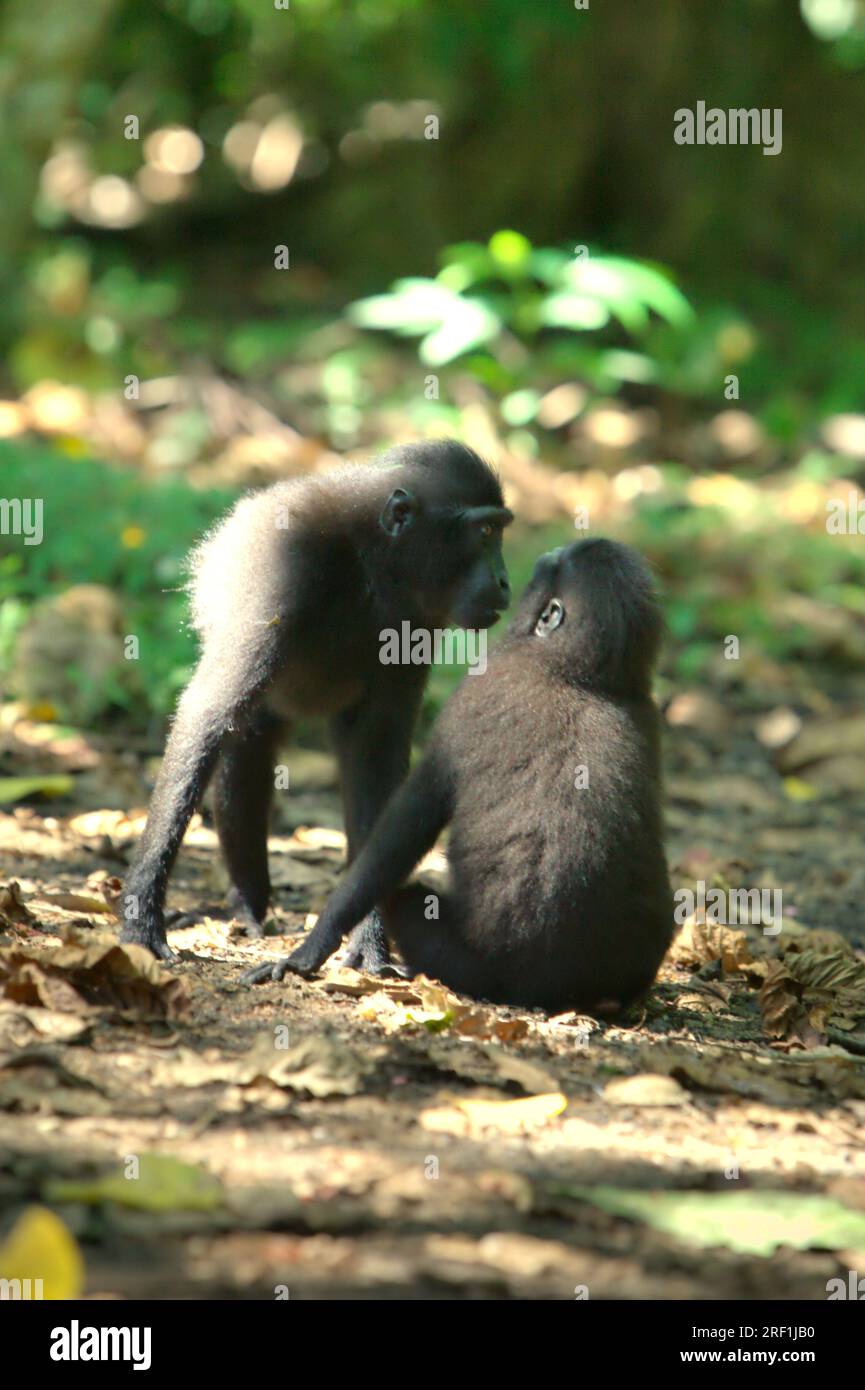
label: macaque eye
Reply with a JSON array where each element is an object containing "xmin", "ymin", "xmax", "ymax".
[
  {"xmin": 534, "ymin": 598, "xmax": 564, "ymax": 636},
  {"xmin": 479, "ymin": 522, "xmax": 493, "ymax": 538}
]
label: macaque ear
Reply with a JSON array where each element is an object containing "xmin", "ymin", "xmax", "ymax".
[{"xmin": 379, "ymin": 487, "xmax": 417, "ymax": 537}]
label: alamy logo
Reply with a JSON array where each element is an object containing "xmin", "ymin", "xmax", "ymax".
[
  {"xmin": 674, "ymin": 102, "xmax": 782, "ymax": 156},
  {"xmin": 379, "ymin": 623, "xmax": 488, "ymax": 674},
  {"xmin": 50, "ymin": 1320, "xmax": 152, "ymax": 1371}
]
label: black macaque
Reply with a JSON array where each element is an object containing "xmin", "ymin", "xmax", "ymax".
[
  {"xmin": 243, "ymin": 538, "xmax": 673, "ymax": 1015},
  {"xmin": 121, "ymin": 440, "xmax": 512, "ymax": 962}
]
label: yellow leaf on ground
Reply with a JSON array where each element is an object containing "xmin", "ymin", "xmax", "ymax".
[
  {"xmin": 0, "ymin": 1206, "xmax": 84, "ymax": 1299},
  {"xmin": 421, "ymin": 1091, "xmax": 567, "ymax": 1137}
]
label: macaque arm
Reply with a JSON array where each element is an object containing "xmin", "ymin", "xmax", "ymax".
[{"xmin": 243, "ymin": 754, "xmax": 451, "ymax": 982}]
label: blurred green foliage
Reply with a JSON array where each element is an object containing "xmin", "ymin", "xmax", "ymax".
[
  {"xmin": 1, "ymin": 0, "xmax": 865, "ymax": 425},
  {"xmin": 3, "ymin": 434, "xmax": 863, "ymax": 732},
  {"xmin": 350, "ymin": 231, "xmax": 695, "ymax": 391},
  {"xmin": 1, "ymin": 0, "xmax": 864, "ymax": 735},
  {"xmin": 0, "ymin": 442, "xmax": 234, "ymax": 716}
]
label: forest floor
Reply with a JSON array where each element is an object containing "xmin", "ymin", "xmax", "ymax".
[{"xmin": 1, "ymin": 671, "xmax": 864, "ymax": 1302}]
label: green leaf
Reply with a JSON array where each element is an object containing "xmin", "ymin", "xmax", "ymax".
[
  {"xmin": 349, "ymin": 279, "xmax": 456, "ymax": 334},
  {"xmin": 567, "ymin": 256, "xmax": 693, "ymax": 330},
  {"xmin": 0, "ymin": 775, "xmax": 74, "ymax": 804},
  {"xmin": 528, "ymin": 248, "xmax": 571, "ymax": 285},
  {"xmin": 47, "ymin": 1154, "xmax": 223, "ymax": 1213},
  {"xmin": 488, "ymin": 229, "xmax": 532, "ymax": 271},
  {"xmin": 438, "ymin": 242, "xmax": 496, "ymax": 290},
  {"xmin": 568, "ymin": 1187, "xmax": 865, "ymax": 1257},
  {"xmin": 540, "ymin": 292, "xmax": 610, "ymax": 331},
  {"xmin": 419, "ymin": 298, "xmax": 501, "ymax": 364}
]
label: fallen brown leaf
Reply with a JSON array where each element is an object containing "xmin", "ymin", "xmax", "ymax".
[{"xmin": 0, "ymin": 928, "xmax": 190, "ymax": 1019}]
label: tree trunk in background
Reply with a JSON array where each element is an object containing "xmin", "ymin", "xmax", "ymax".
[{"xmin": 0, "ymin": 0, "xmax": 118, "ymax": 330}]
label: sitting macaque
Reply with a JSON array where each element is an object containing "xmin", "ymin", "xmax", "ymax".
[{"xmin": 245, "ymin": 538, "xmax": 673, "ymax": 1014}]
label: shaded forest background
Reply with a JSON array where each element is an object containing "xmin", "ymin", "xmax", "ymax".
[
  {"xmin": 1, "ymin": 0, "xmax": 864, "ymax": 732},
  {"xmin": 2, "ymin": 0, "xmax": 865, "ymax": 1306}
]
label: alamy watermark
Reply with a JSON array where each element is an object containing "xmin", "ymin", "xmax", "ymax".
[
  {"xmin": 826, "ymin": 491, "xmax": 865, "ymax": 534},
  {"xmin": 674, "ymin": 102, "xmax": 782, "ymax": 157},
  {"xmin": 1, "ymin": 1277, "xmax": 44, "ymax": 1299},
  {"xmin": 674, "ymin": 879, "xmax": 782, "ymax": 935},
  {"xmin": 0, "ymin": 497, "xmax": 43, "ymax": 545},
  {"xmin": 50, "ymin": 1321, "xmax": 151, "ymax": 1371},
  {"xmin": 827, "ymin": 1270, "xmax": 865, "ymax": 1299},
  {"xmin": 379, "ymin": 623, "xmax": 488, "ymax": 674}
]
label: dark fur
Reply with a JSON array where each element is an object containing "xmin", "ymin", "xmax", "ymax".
[
  {"xmin": 121, "ymin": 440, "xmax": 512, "ymax": 960},
  {"xmin": 245, "ymin": 539, "xmax": 673, "ymax": 1014}
]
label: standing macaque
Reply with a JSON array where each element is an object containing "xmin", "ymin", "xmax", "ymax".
[{"xmin": 122, "ymin": 441, "xmax": 512, "ymax": 963}]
